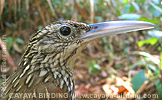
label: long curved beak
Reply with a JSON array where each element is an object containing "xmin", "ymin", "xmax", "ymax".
[{"xmin": 82, "ymin": 21, "xmax": 155, "ymax": 42}]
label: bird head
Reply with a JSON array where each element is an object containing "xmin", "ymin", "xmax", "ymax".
[
  {"xmin": 25, "ymin": 20, "xmax": 154, "ymax": 71},
  {"xmin": 30, "ymin": 20, "xmax": 154, "ymax": 54}
]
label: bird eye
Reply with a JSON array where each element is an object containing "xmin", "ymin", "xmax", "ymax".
[{"xmin": 60, "ymin": 26, "xmax": 71, "ymax": 36}]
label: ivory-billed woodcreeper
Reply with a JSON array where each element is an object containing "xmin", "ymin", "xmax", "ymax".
[{"xmin": 0, "ymin": 20, "xmax": 154, "ymax": 100}]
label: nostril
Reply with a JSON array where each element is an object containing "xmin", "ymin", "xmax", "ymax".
[{"xmin": 93, "ymin": 26, "xmax": 98, "ymax": 29}]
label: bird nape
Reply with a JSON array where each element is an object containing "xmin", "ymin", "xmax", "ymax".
[{"xmin": 1, "ymin": 20, "xmax": 155, "ymax": 100}]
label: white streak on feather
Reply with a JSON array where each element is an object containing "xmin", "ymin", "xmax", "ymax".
[
  {"xmin": 39, "ymin": 70, "xmax": 47, "ymax": 77},
  {"xmin": 26, "ymin": 75, "xmax": 32, "ymax": 84}
]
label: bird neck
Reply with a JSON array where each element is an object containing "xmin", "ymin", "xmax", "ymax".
[
  {"xmin": 20, "ymin": 41, "xmax": 79, "ymax": 74},
  {"xmin": 17, "ymin": 47, "xmax": 76, "ymax": 99}
]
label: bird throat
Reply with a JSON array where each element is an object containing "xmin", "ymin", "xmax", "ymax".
[{"xmin": 24, "ymin": 46, "xmax": 77, "ymax": 99}]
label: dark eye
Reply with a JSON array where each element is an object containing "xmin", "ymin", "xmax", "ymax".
[{"xmin": 60, "ymin": 26, "xmax": 71, "ymax": 36}]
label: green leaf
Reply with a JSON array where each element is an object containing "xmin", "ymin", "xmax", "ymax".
[
  {"xmin": 137, "ymin": 51, "xmax": 160, "ymax": 65},
  {"xmin": 155, "ymin": 80, "xmax": 162, "ymax": 100},
  {"xmin": 138, "ymin": 37, "xmax": 158, "ymax": 47},
  {"xmin": 89, "ymin": 62, "xmax": 101, "ymax": 74},
  {"xmin": 129, "ymin": 61, "xmax": 145, "ymax": 69},
  {"xmin": 96, "ymin": 16, "xmax": 103, "ymax": 22},
  {"xmin": 136, "ymin": 0, "xmax": 146, "ymax": 3},
  {"xmin": 138, "ymin": 17, "xmax": 162, "ymax": 24},
  {"xmin": 16, "ymin": 38, "xmax": 24, "ymax": 44},
  {"xmin": 38, "ymin": 25, "xmax": 43, "ymax": 30},
  {"xmin": 123, "ymin": 4, "xmax": 130, "ymax": 13},
  {"xmin": 160, "ymin": 51, "xmax": 162, "ymax": 70},
  {"xmin": 116, "ymin": 9, "xmax": 121, "ymax": 16},
  {"xmin": 148, "ymin": 2, "xmax": 162, "ymax": 17},
  {"xmin": 102, "ymin": 37, "xmax": 107, "ymax": 44},
  {"xmin": 152, "ymin": 0, "xmax": 160, "ymax": 4},
  {"xmin": 131, "ymin": 1, "xmax": 140, "ymax": 12},
  {"xmin": 123, "ymin": 0, "xmax": 129, "ymax": 4},
  {"xmin": 6, "ymin": 37, "xmax": 14, "ymax": 54},
  {"xmin": 118, "ymin": 14, "xmax": 141, "ymax": 20},
  {"xmin": 130, "ymin": 5, "xmax": 135, "ymax": 12},
  {"xmin": 147, "ymin": 64, "xmax": 157, "ymax": 72},
  {"xmin": 6, "ymin": 37, "xmax": 13, "ymax": 43},
  {"xmin": 131, "ymin": 70, "xmax": 148, "ymax": 92}
]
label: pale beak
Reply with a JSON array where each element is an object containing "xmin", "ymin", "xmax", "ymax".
[{"xmin": 82, "ymin": 21, "xmax": 155, "ymax": 42}]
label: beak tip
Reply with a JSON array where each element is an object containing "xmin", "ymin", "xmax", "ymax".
[{"xmin": 140, "ymin": 21, "xmax": 156, "ymax": 28}]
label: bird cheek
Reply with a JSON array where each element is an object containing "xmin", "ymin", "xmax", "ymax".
[
  {"xmin": 66, "ymin": 43, "xmax": 80, "ymax": 52},
  {"xmin": 38, "ymin": 44, "xmax": 63, "ymax": 54}
]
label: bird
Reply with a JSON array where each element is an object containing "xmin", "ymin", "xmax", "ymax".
[{"xmin": 0, "ymin": 20, "xmax": 154, "ymax": 100}]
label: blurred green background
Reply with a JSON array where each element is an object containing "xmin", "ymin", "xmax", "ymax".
[{"xmin": 0, "ymin": 0, "xmax": 162, "ymax": 100}]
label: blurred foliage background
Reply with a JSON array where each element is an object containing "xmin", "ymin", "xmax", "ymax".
[{"xmin": 0, "ymin": 0, "xmax": 162, "ymax": 100}]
